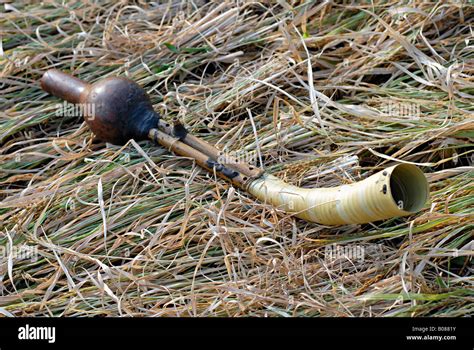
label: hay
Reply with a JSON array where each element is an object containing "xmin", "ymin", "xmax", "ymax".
[{"xmin": 0, "ymin": 1, "xmax": 473, "ymax": 316}]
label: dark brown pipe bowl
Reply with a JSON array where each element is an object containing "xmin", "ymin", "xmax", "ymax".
[{"xmin": 41, "ymin": 69, "xmax": 160, "ymax": 145}]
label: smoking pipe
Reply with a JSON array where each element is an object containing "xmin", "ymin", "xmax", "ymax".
[{"xmin": 40, "ymin": 69, "xmax": 430, "ymax": 225}]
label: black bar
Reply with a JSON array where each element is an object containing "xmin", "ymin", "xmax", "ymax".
[{"xmin": 0, "ymin": 317, "xmax": 472, "ymax": 348}]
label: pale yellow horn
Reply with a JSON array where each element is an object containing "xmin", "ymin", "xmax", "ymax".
[{"xmin": 247, "ymin": 163, "xmax": 429, "ymax": 225}]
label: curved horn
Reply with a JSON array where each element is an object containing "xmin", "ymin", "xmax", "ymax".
[{"xmin": 247, "ymin": 163, "xmax": 429, "ymax": 225}]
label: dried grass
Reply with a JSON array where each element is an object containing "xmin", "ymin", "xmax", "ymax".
[{"xmin": 0, "ymin": 1, "xmax": 473, "ymax": 317}]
